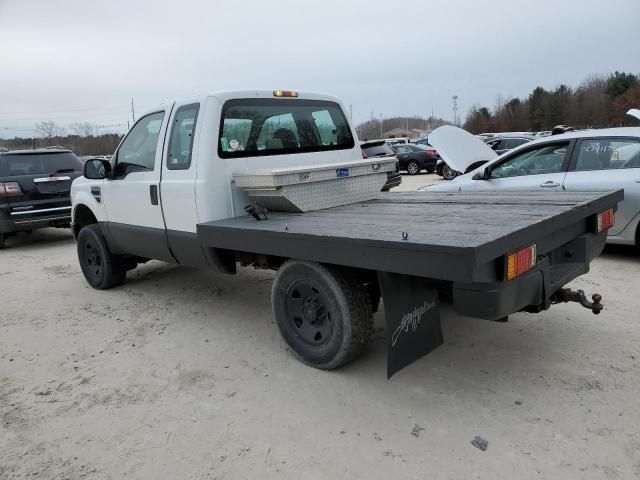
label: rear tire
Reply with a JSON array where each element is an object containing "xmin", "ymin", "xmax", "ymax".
[
  {"xmin": 77, "ymin": 224, "xmax": 126, "ymax": 289},
  {"xmin": 272, "ymin": 260, "xmax": 373, "ymax": 370},
  {"xmin": 407, "ymin": 161, "xmax": 420, "ymax": 175},
  {"xmin": 426, "ymin": 168, "xmax": 435, "ymax": 174}
]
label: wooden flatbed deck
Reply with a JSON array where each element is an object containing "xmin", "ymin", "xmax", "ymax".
[{"xmin": 197, "ymin": 190, "xmax": 623, "ymax": 283}]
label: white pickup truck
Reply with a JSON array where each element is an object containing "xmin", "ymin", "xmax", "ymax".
[{"xmin": 71, "ymin": 90, "xmax": 622, "ymax": 377}]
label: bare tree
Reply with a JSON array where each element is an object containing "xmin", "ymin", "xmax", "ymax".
[
  {"xmin": 69, "ymin": 122, "xmax": 95, "ymax": 137},
  {"xmin": 35, "ymin": 120, "xmax": 64, "ymax": 138}
]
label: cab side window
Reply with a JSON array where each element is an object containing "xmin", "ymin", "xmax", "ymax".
[
  {"xmin": 574, "ymin": 138, "xmax": 640, "ymax": 171},
  {"xmin": 490, "ymin": 142, "xmax": 569, "ymax": 179},
  {"xmin": 167, "ymin": 104, "xmax": 200, "ymax": 170},
  {"xmin": 115, "ymin": 111, "xmax": 165, "ymax": 178}
]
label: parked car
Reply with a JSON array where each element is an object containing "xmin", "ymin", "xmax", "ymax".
[
  {"xmin": 384, "ymin": 138, "xmax": 409, "ymax": 147},
  {"xmin": 360, "ymin": 140, "xmax": 402, "ymax": 190},
  {"xmin": 391, "ymin": 143, "xmax": 439, "ymax": 175},
  {"xmin": 423, "ymin": 126, "xmax": 640, "ymax": 246},
  {"xmin": 412, "ymin": 137, "xmax": 431, "ymax": 147},
  {"xmin": 430, "ymin": 126, "xmax": 498, "ymax": 180},
  {"xmin": 0, "ymin": 148, "xmax": 83, "ymax": 248},
  {"xmin": 485, "ymin": 135, "xmax": 535, "ymax": 155}
]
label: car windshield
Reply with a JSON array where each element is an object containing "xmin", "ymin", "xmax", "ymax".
[
  {"xmin": 0, "ymin": 152, "xmax": 82, "ymax": 177},
  {"xmin": 218, "ymin": 98, "xmax": 354, "ymax": 158}
]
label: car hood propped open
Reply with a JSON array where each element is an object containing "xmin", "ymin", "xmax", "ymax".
[
  {"xmin": 627, "ymin": 108, "xmax": 640, "ymax": 121},
  {"xmin": 429, "ymin": 125, "xmax": 497, "ymax": 173}
]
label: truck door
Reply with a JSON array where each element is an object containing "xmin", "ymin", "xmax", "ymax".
[
  {"xmin": 160, "ymin": 102, "xmax": 206, "ymax": 266},
  {"xmin": 102, "ymin": 108, "xmax": 175, "ymax": 262},
  {"xmin": 474, "ymin": 140, "xmax": 571, "ymax": 191}
]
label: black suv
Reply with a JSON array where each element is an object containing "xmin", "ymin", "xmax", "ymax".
[
  {"xmin": 0, "ymin": 148, "xmax": 83, "ymax": 248},
  {"xmin": 360, "ymin": 140, "xmax": 402, "ymax": 191}
]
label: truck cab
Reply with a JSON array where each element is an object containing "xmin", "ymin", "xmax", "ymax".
[{"xmin": 72, "ymin": 90, "xmax": 361, "ymax": 268}]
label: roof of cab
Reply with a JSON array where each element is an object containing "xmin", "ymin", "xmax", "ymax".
[{"xmin": 141, "ymin": 90, "xmax": 344, "ymax": 117}]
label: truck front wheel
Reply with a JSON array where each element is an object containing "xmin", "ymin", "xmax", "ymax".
[
  {"xmin": 272, "ymin": 260, "xmax": 373, "ymax": 370},
  {"xmin": 77, "ymin": 224, "xmax": 126, "ymax": 289}
]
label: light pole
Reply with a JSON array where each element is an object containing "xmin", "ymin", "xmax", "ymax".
[{"xmin": 452, "ymin": 95, "xmax": 459, "ymax": 126}]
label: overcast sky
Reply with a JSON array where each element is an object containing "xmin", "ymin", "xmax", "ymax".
[{"xmin": 1, "ymin": 0, "xmax": 639, "ymax": 138}]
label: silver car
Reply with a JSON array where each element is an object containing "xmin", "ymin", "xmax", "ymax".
[{"xmin": 424, "ymin": 125, "xmax": 640, "ymax": 246}]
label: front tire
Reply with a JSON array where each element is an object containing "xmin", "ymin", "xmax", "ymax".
[
  {"xmin": 272, "ymin": 260, "xmax": 373, "ymax": 370},
  {"xmin": 407, "ymin": 161, "xmax": 420, "ymax": 175},
  {"xmin": 442, "ymin": 164, "xmax": 459, "ymax": 180},
  {"xmin": 77, "ymin": 224, "xmax": 126, "ymax": 289}
]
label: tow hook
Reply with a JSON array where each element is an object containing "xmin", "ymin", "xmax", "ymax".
[{"xmin": 552, "ymin": 288, "xmax": 603, "ymax": 314}]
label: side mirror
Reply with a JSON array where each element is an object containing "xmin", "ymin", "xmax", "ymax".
[
  {"xmin": 84, "ymin": 158, "xmax": 112, "ymax": 180},
  {"xmin": 472, "ymin": 168, "xmax": 490, "ymax": 181}
]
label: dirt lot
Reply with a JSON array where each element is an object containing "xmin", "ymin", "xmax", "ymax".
[{"xmin": 2, "ymin": 173, "xmax": 639, "ymax": 479}]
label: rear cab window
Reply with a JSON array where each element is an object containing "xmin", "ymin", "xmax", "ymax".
[
  {"xmin": 0, "ymin": 152, "xmax": 82, "ymax": 177},
  {"xmin": 218, "ymin": 99, "xmax": 354, "ymax": 158}
]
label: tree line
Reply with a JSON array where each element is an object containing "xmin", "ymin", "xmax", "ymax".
[
  {"xmin": 463, "ymin": 71, "xmax": 640, "ymax": 134},
  {"xmin": 0, "ymin": 121, "xmax": 123, "ymax": 155}
]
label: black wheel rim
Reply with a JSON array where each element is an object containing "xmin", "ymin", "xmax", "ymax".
[
  {"xmin": 84, "ymin": 240, "xmax": 103, "ymax": 279},
  {"xmin": 285, "ymin": 281, "xmax": 334, "ymax": 346}
]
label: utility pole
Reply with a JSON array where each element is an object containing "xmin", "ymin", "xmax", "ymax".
[
  {"xmin": 379, "ymin": 114, "xmax": 383, "ymax": 139},
  {"xmin": 452, "ymin": 95, "xmax": 459, "ymax": 126},
  {"xmin": 131, "ymin": 98, "xmax": 136, "ymax": 123}
]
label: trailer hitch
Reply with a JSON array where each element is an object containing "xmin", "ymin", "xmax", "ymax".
[{"xmin": 551, "ymin": 288, "xmax": 603, "ymax": 314}]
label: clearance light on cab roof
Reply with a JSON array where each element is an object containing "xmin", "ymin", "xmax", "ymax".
[
  {"xmin": 596, "ymin": 208, "xmax": 615, "ymax": 233},
  {"xmin": 273, "ymin": 90, "xmax": 298, "ymax": 97},
  {"xmin": 506, "ymin": 244, "xmax": 537, "ymax": 281}
]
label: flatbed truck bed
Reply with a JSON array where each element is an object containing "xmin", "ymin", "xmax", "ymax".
[{"xmin": 198, "ymin": 190, "xmax": 622, "ymax": 376}]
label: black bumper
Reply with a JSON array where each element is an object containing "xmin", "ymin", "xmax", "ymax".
[{"xmin": 451, "ymin": 231, "xmax": 607, "ymax": 321}]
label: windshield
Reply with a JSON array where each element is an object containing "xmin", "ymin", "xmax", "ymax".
[
  {"xmin": 218, "ymin": 99, "xmax": 354, "ymax": 158},
  {"xmin": 0, "ymin": 152, "xmax": 82, "ymax": 177}
]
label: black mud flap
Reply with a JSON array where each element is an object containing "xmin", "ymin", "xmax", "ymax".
[{"xmin": 378, "ymin": 272, "xmax": 443, "ymax": 378}]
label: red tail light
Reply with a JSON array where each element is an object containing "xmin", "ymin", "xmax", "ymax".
[
  {"xmin": 425, "ymin": 150, "xmax": 438, "ymax": 158},
  {"xmin": 0, "ymin": 181, "xmax": 22, "ymax": 196},
  {"xmin": 505, "ymin": 244, "xmax": 537, "ymax": 281},
  {"xmin": 595, "ymin": 208, "xmax": 614, "ymax": 232}
]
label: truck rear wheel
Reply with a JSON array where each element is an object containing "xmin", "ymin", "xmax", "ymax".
[
  {"xmin": 77, "ymin": 224, "xmax": 126, "ymax": 290},
  {"xmin": 272, "ymin": 260, "xmax": 373, "ymax": 370}
]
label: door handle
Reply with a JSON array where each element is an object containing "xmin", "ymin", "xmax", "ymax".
[
  {"xmin": 149, "ymin": 185, "xmax": 158, "ymax": 205},
  {"xmin": 540, "ymin": 182, "xmax": 560, "ymax": 188}
]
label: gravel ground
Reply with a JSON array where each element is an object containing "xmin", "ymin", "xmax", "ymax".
[{"xmin": 1, "ymin": 173, "xmax": 639, "ymax": 479}]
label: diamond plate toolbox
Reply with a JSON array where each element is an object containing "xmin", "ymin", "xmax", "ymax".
[{"xmin": 232, "ymin": 157, "xmax": 397, "ymax": 212}]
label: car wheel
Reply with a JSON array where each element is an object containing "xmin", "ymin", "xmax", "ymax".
[
  {"xmin": 272, "ymin": 260, "xmax": 373, "ymax": 370},
  {"xmin": 407, "ymin": 161, "xmax": 420, "ymax": 175},
  {"xmin": 442, "ymin": 164, "xmax": 459, "ymax": 180},
  {"xmin": 77, "ymin": 224, "xmax": 126, "ymax": 289},
  {"xmin": 426, "ymin": 168, "xmax": 435, "ymax": 174}
]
